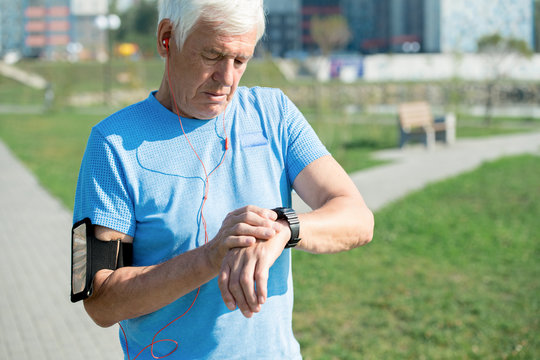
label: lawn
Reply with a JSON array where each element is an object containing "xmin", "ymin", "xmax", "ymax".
[
  {"xmin": 0, "ymin": 111, "xmax": 97, "ymax": 208},
  {"xmin": 293, "ymin": 154, "xmax": 539, "ymax": 359},
  {"xmin": 2, "ymin": 58, "xmax": 288, "ymax": 108}
]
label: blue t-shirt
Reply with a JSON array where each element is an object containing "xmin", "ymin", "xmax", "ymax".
[{"xmin": 74, "ymin": 87, "xmax": 329, "ymax": 359}]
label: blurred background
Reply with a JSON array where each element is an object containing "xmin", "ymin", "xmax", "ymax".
[
  {"xmin": 1, "ymin": 0, "xmax": 539, "ymax": 168},
  {"xmin": 0, "ymin": 0, "xmax": 539, "ymax": 359},
  {"xmin": 1, "ymin": 0, "xmax": 539, "ymax": 195}
]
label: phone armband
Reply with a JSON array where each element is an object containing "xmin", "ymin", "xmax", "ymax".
[{"xmin": 70, "ymin": 218, "xmax": 133, "ymax": 303}]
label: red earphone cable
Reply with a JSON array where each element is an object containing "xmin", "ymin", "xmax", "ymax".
[{"xmin": 120, "ymin": 43, "xmax": 229, "ymax": 359}]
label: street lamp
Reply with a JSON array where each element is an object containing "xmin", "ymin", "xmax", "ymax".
[{"xmin": 95, "ymin": 14, "xmax": 121, "ymax": 105}]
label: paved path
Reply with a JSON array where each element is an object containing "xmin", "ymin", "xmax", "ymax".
[
  {"xmin": 353, "ymin": 131, "xmax": 540, "ymax": 211},
  {"xmin": 0, "ymin": 141, "xmax": 123, "ymax": 359},
  {"xmin": 1, "ymin": 132, "xmax": 539, "ymax": 359},
  {"xmin": 294, "ymin": 132, "xmax": 540, "ymax": 212}
]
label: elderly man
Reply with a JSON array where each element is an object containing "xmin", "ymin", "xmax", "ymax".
[{"xmin": 72, "ymin": 0, "xmax": 373, "ymax": 358}]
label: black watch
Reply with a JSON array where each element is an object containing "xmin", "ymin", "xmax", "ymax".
[{"xmin": 272, "ymin": 207, "xmax": 301, "ymax": 248}]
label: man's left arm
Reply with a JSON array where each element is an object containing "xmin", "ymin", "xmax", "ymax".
[
  {"xmin": 218, "ymin": 154, "xmax": 373, "ymax": 317},
  {"xmin": 293, "ymin": 154, "xmax": 374, "ymax": 253}
]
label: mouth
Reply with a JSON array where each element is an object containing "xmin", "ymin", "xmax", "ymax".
[{"xmin": 204, "ymin": 91, "xmax": 229, "ymax": 102}]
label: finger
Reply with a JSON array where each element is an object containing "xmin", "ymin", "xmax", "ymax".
[
  {"xmin": 239, "ymin": 257, "xmax": 261, "ymax": 314},
  {"xmin": 254, "ymin": 262, "xmax": 270, "ymax": 306},
  {"xmin": 218, "ymin": 263, "xmax": 236, "ymax": 311},
  {"xmin": 227, "ymin": 255, "xmax": 254, "ymax": 318},
  {"xmin": 231, "ymin": 222, "xmax": 275, "ymax": 240},
  {"xmin": 220, "ymin": 212, "xmax": 275, "ymax": 243},
  {"xmin": 230, "ymin": 205, "xmax": 278, "ymax": 223},
  {"xmin": 225, "ymin": 235, "xmax": 256, "ymax": 249}
]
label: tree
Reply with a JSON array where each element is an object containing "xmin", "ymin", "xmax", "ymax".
[
  {"xmin": 310, "ymin": 15, "xmax": 351, "ymax": 56},
  {"xmin": 476, "ymin": 33, "xmax": 533, "ymax": 126}
]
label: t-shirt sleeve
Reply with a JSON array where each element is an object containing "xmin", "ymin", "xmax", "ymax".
[
  {"xmin": 281, "ymin": 91, "xmax": 330, "ymax": 185},
  {"xmin": 73, "ymin": 128, "xmax": 136, "ymax": 237}
]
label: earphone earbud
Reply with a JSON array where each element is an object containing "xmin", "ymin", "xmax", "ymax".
[{"xmin": 163, "ymin": 38, "xmax": 170, "ymax": 52}]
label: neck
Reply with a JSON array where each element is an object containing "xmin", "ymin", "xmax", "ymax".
[{"xmin": 155, "ymin": 75, "xmax": 173, "ymax": 113}]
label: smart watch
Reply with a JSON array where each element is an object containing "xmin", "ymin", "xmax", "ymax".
[{"xmin": 272, "ymin": 207, "xmax": 301, "ymax": 248}]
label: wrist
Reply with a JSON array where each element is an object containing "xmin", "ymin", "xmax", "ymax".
[
  {"xmin": 275, "ymin": 219, "xmax": 291, "ymax": 247},
  {"xmin": 202, "ymin": 241, "xmax": 221, "ymax": 273}
]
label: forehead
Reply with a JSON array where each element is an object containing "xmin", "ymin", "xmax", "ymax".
[{"xmin": 184, "ymin": 21, "xmax": 258, "ymax": 57}]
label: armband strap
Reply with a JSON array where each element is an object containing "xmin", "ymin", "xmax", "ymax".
[
  {"xmin": 117, "ymin": 241, "xmax": 133, "ymax": 268},
  {"xmin": 91, "ymin": 239, "xmax": 120, "ymax": 273}
]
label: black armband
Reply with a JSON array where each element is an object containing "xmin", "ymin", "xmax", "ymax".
[{"xmin": 70, "ymin": 218, "xmax": 133, "ymax": 303}]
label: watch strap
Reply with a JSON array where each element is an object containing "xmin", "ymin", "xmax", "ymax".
[{"xmin": 272, "ymin": 207, "xmax": 301, "ymax": 248}]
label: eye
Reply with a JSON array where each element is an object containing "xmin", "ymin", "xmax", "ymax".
[{"xmin": 202, "ymin": 53, "xmax": 221, "ymax": 63}]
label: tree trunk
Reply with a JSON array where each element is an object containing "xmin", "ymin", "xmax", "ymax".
[{"xmin": 484, "ymin": 82, "xmax": 494, "ymax": 127}]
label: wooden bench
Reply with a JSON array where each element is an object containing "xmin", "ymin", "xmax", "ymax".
[{"xmin": 398, "ymin": 102, "xmax": 456, "ymax": 148}]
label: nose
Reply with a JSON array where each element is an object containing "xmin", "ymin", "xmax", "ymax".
[{"xmin": 213, "ymin": 59, "xmax": 235, "ymax": 87}]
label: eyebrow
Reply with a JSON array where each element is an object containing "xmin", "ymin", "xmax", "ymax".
[{"xmin": 205, "ymin": 48, "xmax": 253, "ymax": 61}]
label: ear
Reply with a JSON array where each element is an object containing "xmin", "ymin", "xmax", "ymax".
[{"xmin": 157, "ymin": 19, "xmax": 174, "ymax": 58}]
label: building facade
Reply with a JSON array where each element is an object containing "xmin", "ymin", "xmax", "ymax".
[
  {"xmin": 340, "ymin": 0, "xmax": 434, "ymax": 54},
  {"xmin": 0, "ymin": 0, "xmax": 25, "ymax": 57},
  {"xmin": 0, "ymin": 0, "xmax": 73, "ymax": 59},
  {"xmin": 1, "ymin": 0, "xmax": 535, "ymax": 60},
  {"xmin": 263, "ymin": 0, "xmax": 534, "ymax": 55},
  {"xmin": 440, "ymin": 0, "xmax": 534, "ymax": 53},
  {"xmin": 262, "ymin": 0, "xmax": 302, "ymax": 57},
  {"xmin": 26, "ymin": 0, "xmax": 72, "ymax": 58}
]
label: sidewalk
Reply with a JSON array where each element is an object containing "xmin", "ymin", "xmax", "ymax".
[
  {"xmin": 1, "ymin": 132, "xmax": 539, "ymax": 358},
  {"xmin": 0, "ymin": 141, "xmax": 122, "ymax": 359},
  {"xmin": 352, "ymin": 131, "xmax": 540, "ymax": 211}
]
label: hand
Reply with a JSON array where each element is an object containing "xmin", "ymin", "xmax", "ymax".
[
  {"xmin": 218, "ymin": 219, "xmax": 291, "ymax": 318},
  {"xmin": 205, "ymin": 205, "xmax": 279, "ymax": 271}
]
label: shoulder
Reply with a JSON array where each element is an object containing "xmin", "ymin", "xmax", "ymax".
[
  {"xmin": 94, "ymin": 94, "xmax": 156, "ymax": 136},
  {"xmin": 90, "ymin": 92, "xmax": 176, "ymax": 151}
]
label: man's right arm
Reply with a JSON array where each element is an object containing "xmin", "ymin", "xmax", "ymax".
[{"xmin": 83, "ymin": 206, "xmax": 278, "ymax": 328}]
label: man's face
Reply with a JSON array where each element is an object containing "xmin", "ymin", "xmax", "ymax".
[{"xmin": 166, "ymin": 21, "xmax": 257, "ymax": 120}]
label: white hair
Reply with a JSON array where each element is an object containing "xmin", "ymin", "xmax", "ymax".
[{"xmin": 158, "ymin": 0, "xmax": 266, "ymax": 50}]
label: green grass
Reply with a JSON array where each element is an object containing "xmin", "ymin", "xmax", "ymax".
[
  {"xmin": 305, "ymin": 110, "xmax": 538, "ymax": 172},
  {"xmin": 293, "ymin": 154, "xmax": 540, "ymax": 359},
  {"xmin": 17, "ymin": 58, "xmax": 164, "ymax": 92},
  {"xmin": 0, "ymin": 110, "xmax": 101, "ymax": 208},
  {"xmin": 309, "ymin": 116, "xmax": 396, "ymax": 171},
  {"xmin": 1, "ymin": 58, "xmax": 286, "ymax": 109},
  {"xmin": 0, "ymin": 75, "xmax": 44, "ymax": 105}
]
